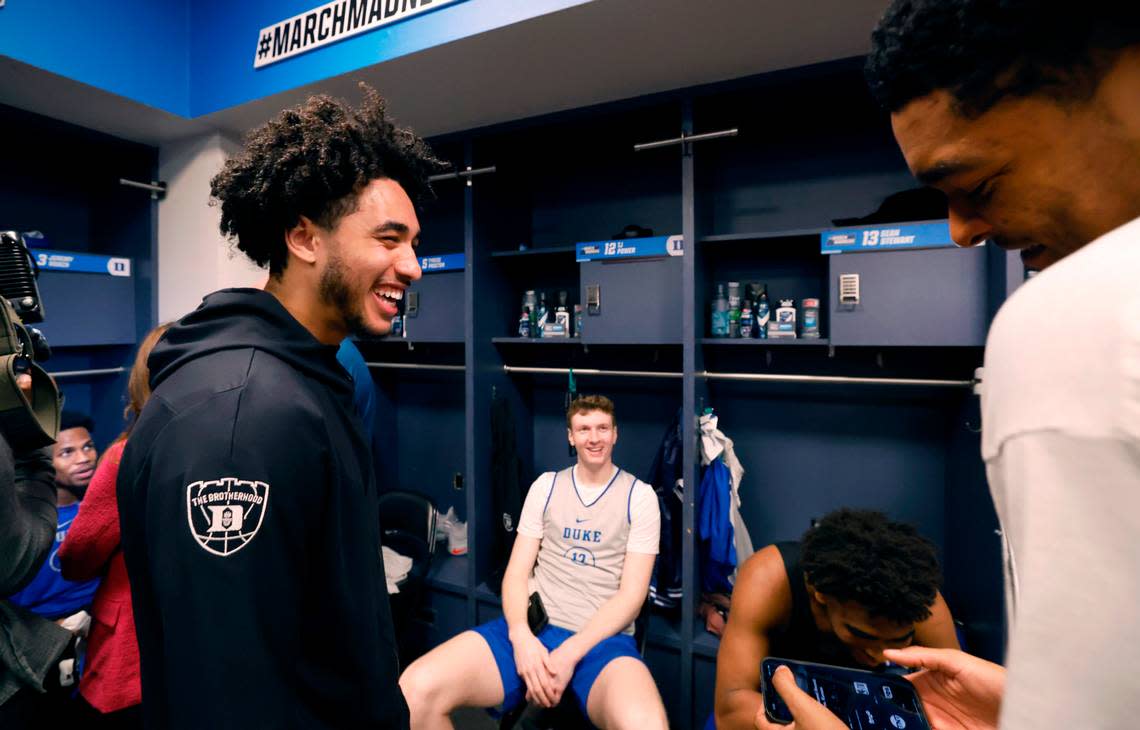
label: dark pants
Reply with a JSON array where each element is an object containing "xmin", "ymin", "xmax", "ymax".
[
  {"xmin": 0, "ymin": 637, "xmax": 141, "ymax": 730},
  {"xmin": 0, "ymin": 640, "xmax": 78, "ymax": 729},
  {"xmin": 74, "ymin": 697, "xmax": 144, "ymax": 730}
]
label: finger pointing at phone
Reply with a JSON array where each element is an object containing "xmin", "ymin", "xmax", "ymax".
[{"xmin": 754, "ymin": 666, "xmax": 848, "ymax": 730}]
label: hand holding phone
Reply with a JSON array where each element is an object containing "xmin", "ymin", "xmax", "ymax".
[
  {"xmin": 882, "ymin": 647, "xmax": 1004, "ymax": 729},
  {"xmin": 755, "ymin": 665, "xmax": 849, "ymax": 730},
  {"xmin": 761, "ymin": 657, "xmax": 932, "ymax": 730}
]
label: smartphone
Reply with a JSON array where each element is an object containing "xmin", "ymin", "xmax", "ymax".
[
  {"xmin": 527, "ymin": 592, "xmax": 549, "ymax": 634},
  {"xmin": 761, "ymin": 657, "xmax": 931, "ymax": 730}
]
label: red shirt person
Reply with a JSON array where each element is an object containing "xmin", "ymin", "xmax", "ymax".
[{"xmin": 59, "ymin": 323, "xmax": 169, "ymax": 719}]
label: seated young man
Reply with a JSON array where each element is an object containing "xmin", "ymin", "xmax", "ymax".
[
  {"xmin": 7, "ymin": 410, "xmax": 101, "ymax": 620},
  {"xmin": 714, "ymin": 509, "xmax": 961, "ymax": 729},
  {"xmin": 400, "ymin": 395, "xmax": 667, "ymax": 730}
]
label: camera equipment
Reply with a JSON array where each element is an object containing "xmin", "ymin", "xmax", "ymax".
[{"xmin": 0, "ymin": 231, "xmax": 60, "ymax": 450}]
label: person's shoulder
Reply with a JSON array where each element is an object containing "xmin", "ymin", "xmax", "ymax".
[
  {"xmin": 336, "ymin": 338, "xmax": 367, "ymax": 367},
  {"xmin": 131, "ymin": 351, "xmax": 324, "ymax": 466},
  {"xmin": 170, "ymin": 351, "xmax": 318, "ymax": 421},
  {"xmin": 739, "ymin": 544, "xmax": 791, "ymax": 583},
  {"xmin": 993, "ymin": 218, "xmax": 1140, "ymax": 341},
  {"xmin": 628, "ymin": 478, "xmax": 659, "ymax": 512},
  {"xmin": 983, "ymin": 220, "xmax": 1140, "ymax": 451},
  {"xmin": 98, "ymin": 440, "xmax": 127, "ymax": 472},
  {"xmin": 231, "ymin": 364, "xmax": 327, "ymax": 442},
  {"xmin": 524, "ymin": 471, "xmax": 559, "ymax": 499},
  {"xmin": 102, "ymin": 439, "xmax": 127, "ymax": 461},
  {"xmin": 733, "ymin": 544, "xmax": 795, "ymax": 629}
]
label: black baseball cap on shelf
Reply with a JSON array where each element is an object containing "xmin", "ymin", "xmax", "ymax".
[{"xmin": 831, "ymin": 188, "xmax": 948, "ymax": 227}]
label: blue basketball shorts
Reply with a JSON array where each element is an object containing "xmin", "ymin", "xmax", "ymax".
[{"xmin": 471, "ymin": 616, "xmax": 643, "ymax": 719}]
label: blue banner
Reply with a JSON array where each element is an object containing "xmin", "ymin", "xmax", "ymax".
[
  {"xmin": 821, "ymin": 221, "xmax": 955, "ymax": 254},
  {"xmin": 32, "ymin": 250, "xmax": 132, "ymax": 277},
  {"xmin": 576, "ymin": 235, "xmax": 683, "ymax": 262},
  {"xmin": 418, "ymin": 252, "xmax": 465, "ymax": 273}
]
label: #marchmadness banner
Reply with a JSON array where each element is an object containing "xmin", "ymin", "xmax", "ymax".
[{"xmin": 253, "ymin": 0, "xmax": 467, "ymax": 69}]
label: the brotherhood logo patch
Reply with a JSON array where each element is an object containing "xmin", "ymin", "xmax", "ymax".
[{"xmin": 186, "ymin": 478, "xmax": 270, "ymax": 557}]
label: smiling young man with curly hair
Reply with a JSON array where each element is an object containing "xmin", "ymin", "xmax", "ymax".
[
  {"xmin": 117, "ymin": 87, "xmax": 442, "ymax": 729},
  {"xmin": 714, "ymin": 509, "xmax": 960, "ymax": 729}
]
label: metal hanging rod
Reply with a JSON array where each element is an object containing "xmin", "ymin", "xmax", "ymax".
[
  {"xmin": 634, "ymin": 128, "xmax": 738, "ymax": 152},
  {"xmin": 428, "ymin": 165, "xmax": 497, "ymax": 184},
  {"xmin": 367, "ymin": 362, "xmax": 465, "ymax": 372},
  {"xmin": 119, "ymin": 178, "xmax": 167, "ymax": 200},
  {"xmin": 502, "ymin": 365, "xmax": 972, "ymax": 388},
  {"xmin": 504, "ymin": 365, "xmax": 681, "ymax": 380},
  {"xmin": 697, "ymin": 371, "xmax": 976, "ymax": 389},
  {"xmin": 49, "ymin": 367, "xmax": 127, "ymax": 380}
]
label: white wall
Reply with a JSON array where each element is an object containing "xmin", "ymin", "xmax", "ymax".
[{"xmin": 157, "ymin": 132, "xmax": 266, "ymax": 322}]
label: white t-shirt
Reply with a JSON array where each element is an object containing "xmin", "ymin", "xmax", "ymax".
[
  {"xmin": 980, "ymin": 215, "xmax": 1140, "ymax": 730},
  {"xmin": 517, "ymin": 465, "xmax": 660, "ymax": 555}
]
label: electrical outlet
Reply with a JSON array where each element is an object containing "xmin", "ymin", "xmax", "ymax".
[{"xmin": 586, "ymin": 284, "xmax": 601, "ymax": 315}]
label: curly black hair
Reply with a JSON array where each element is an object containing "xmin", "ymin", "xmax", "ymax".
[
  {"xmin": 210, "ymin": 85, "xmax": 444, "ymax": 275},
  {"xmin": 801, "ymin": 509, "xmax": 941, "ymax": 625},
  {"xmin": 60, "ymin": 410, "xmax": 95, "ymax": 434},
  {"xmin": 866, "ymin": 0, "xmax": 1140, "ymax": 117}
]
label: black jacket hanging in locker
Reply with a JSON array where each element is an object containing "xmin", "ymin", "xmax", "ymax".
[
  {"xmin": 645, "ymin": 409, "xmax": 683, "ymax": 611},
  {"xmin": 488, "ymin": 393, "xmax": 524, "ymax": 594}
]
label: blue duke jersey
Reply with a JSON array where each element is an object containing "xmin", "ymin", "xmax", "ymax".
[
  {"xmin": 527, "ymin": 466, "xmax": 657, "ymax": 635},
  {"xmin": 6, "ymin": 502, "xmax": 99, "ymax": 619}
]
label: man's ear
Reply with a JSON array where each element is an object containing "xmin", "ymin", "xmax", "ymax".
[
  {"xmin": 284, "ymin": 215, "xmax": 322, "ymax": 266},
  {"xmin": 805, "ymin": 578, "xmax": 826, "ymax": 605}
]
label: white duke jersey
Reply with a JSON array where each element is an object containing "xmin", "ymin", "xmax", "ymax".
[{"xmin": 529, "ymin": 466, "xmax": 647, "ymax": 635}]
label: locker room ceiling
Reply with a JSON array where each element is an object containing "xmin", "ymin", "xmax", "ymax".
[{"xmin": 0, "ymin": 0, "xmax": 889, "ymax": 146}]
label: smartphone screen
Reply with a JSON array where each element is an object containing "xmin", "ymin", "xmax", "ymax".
[{"xmin": 761, "ymin": 657, "xmax": 931, "ymax": 730}]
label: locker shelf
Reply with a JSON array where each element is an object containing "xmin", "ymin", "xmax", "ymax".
[
  {"xmin": 492, "ymin": 337, "xmax": 583, "ymax": 345},
  {"xmin": 700, "ymin": 338, "xmax": 829, "ymax": 346},
  {"xmin": 692, "ymin": 618, "xmax": 721, "ymax": 659},
  {"xmin": 646, "ymin": 613, "xmax": 682, "ymax": 651},
  {"xmin": 699, "ymin": 228, "xmax": 824, "ymax": 246},
  {"xmin": 490, "ymin": 245, "xmax": 578, "ymax": 258},
  {"xmin": 426, "ymin": 553, "xmax": 469, "ymax": 594}
]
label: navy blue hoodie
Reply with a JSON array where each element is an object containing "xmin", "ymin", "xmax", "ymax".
[{"xmin": 118, "ymin": 289, "xmax": 407, "ymax": 729}]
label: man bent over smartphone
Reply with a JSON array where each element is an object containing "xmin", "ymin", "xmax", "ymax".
[
  {"xmin": 400, "ymin": 395, "xmax": 666, "ymax": 729},
  {"xmin": 715, "ymin": 510, "xmax": 961, "ymax": 729}
]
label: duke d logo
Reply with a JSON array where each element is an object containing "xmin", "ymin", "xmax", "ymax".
[{"xmin": 186, "ymin": 478, "xmax": 270, "ymax": 556}]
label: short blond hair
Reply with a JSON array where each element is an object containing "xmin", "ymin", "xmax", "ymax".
[{"xmin": 566, "ymin": 394, "xmax": 615, "ymax": 429}]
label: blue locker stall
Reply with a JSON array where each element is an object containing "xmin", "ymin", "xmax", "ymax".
[
  {"xmin": 468, "ymin": 100, "xmax": 692, "ymax": 724},
  {"xmin": 0, "ymin": 103, "xmax": 156, "ymax": 450},
  {"xmin": 687, "ymin": 66, "xmax": 1007, "ymax": 718}
]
